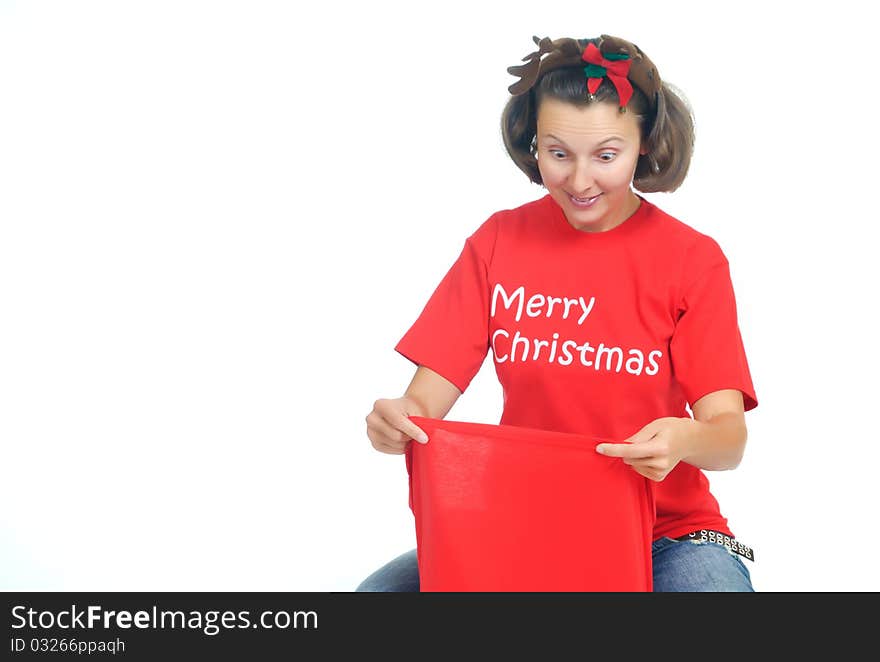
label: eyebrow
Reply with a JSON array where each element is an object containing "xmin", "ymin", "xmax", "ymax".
[{"xmin": 542, "ymin": 134, "xmax": 625, "ymax": 147}]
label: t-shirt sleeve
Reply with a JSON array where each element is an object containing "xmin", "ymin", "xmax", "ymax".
[
  {"xmin": 669, "ymin": 235, "xmax": 758, "ymax": 413},
  {"xmin": 394, "ymin": 216, "xmax": 498, "ymax": 394}
]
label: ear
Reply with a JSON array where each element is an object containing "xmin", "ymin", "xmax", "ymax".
[{"xmin": 639, "ymin": 144, "xmax": 649, "ymax": 156}]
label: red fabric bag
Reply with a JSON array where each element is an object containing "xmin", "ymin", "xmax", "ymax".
[{"xmin": 405, "ymin": 416, "xmax": 655, "ymax": 592}]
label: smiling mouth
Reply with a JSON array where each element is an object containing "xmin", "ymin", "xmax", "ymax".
[{"xmin": 569, "ymin": 193, "xmax": 601, "ymax": 206}]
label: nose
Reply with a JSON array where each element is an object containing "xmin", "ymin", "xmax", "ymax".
[{"xmin": 570, "ymin": 159, "xmax": 595, "ymax": 196}]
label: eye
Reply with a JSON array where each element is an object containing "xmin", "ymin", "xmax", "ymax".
[
  {"xmin": 598, "ymin": 151, "xmax": 616, "ymax": 162},
  {"xmin": 550, "ymin": 150, "xmax": 566, "ymax": 159}
]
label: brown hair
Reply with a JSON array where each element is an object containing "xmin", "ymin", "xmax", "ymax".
[{"xmin": 500, "ymin": 66, "xmax": 695, "ymax": 192}]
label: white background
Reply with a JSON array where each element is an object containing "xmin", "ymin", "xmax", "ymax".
[{"xmin": 1, "ymin": 0, "xmax": 877, "ymax": 592}]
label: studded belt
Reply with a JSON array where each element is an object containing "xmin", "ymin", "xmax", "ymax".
[{"xmin": 674, "ymin": 529, "xmax": 755, "ymax": 561}]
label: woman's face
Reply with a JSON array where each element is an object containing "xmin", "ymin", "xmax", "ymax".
[{"xmin": 536, "ymin": 97, "xmax": 646, "ymax": 233}]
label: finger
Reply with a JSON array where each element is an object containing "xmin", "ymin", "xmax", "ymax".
[
  {"xmin": 370, "ymin": 407, "xmax": 428, "ymax": 445},
  {"xmin": 374, "ymin": 441, "xmax": 406, "ymax": 455},
  {"xmin": 367, "ymin": 422, "xmax": 408, "ymax": 454},
  {"xmin": 372, "ymin": 411, "xmax": 427, "ymax": 445},
  {"xmin": 624, "ymin": 456, "xmax": 673, "ymax": 480},
  {"xmin": 595, "ymin": 442, "xmax": 654, "ymax": 459},
  {"xmin": 392, "ymin": 412, "xmax": 429, "ymax": 444},
  {"xmin": 617, "ymin": 460, "xmax": 662, "ymax": 482},
  {"xmin": 366, "ymin": 426, "xmax": 405, "ymax": 454}
]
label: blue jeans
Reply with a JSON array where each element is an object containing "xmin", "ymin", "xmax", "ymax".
[{"xmin": 355, "ymin": 537, "xmax": 754, "ymax": 592}]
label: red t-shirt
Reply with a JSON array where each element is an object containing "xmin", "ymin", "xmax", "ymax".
[{"xmin": 395, "ymin": 193, "xmax": 758, "ymax": 540}]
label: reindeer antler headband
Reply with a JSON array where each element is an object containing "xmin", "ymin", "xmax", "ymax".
[{"xmin": 506, "ymin": 35, "xmax": 661, "ymax": 111}]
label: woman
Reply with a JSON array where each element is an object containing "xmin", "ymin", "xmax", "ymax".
[{"xmin": 360, "ymin": 34, "xmax": 758, "ymax": 592}]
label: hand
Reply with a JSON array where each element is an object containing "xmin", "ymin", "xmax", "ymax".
[
  {"xmin": 595, "ymin": 417, "xmax": 697, "ymax": 482},
  {"xmin": 365, "ymin": 397, "xmax": 430, "ymax": 455}
]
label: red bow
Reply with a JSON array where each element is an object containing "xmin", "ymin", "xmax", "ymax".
[{"xmin": 581, "ymin": 42, "xmax": 633, "ymax": 107}]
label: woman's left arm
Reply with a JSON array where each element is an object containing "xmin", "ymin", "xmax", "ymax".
[{"xmin": 595, "ymin": 389, "xmax": 747, "ymax": 481}]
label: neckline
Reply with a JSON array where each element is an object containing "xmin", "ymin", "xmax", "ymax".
[{"xmin": 546, "ymin": 192, "xmax": 649, "ymax": 240}]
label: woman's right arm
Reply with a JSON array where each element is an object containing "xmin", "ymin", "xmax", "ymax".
[{"xmin": 365, "ymin": 366, "xmax": 462, "ymax": 455}]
